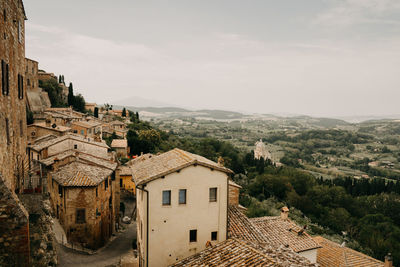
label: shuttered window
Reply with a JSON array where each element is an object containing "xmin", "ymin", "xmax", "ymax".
[{"xmin": 162, "ymin": 190, "xmax": 171, "ymax": 205}]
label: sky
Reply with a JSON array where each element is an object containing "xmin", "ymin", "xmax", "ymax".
[{"xmin": 24, "ymin": 0, "xmax": 400, "ymax": 117}]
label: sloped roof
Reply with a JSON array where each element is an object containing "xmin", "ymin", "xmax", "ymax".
[
  {"xmin": 30, "ymin": 133, "xmax": 109, "ymax": 151},
  {"xmin": 39, "ymin": 150, "xmax": 116, "ymax": 170},
  {"xmin": 130, "ymin": 148, "xmax": 233, "ymax": 186},
  {"xmin": 250, "ymin": 216, "xmax": 321, "ymax": 253},
  {"xmin": 52, "ymin": 162, "xmax": 113, "ymax": 187},
  {"xmin": 228, "ymin": 205, "xmax": 267, "ymax": 243},
  {"xmin": 71, "ymin": 120, "xmax": 102, "ymax": 128},
  {"xmin": 171, "ymin": 238, "xmax": 276, "ymax": 267},
  {"xmin": 313, "ymin": 236, "xmax": 384, "ymax": 267},
  {"xmin": 28, "ymin": 122, "xmax": 71, "ymax": 133},
  {"xmin": 228, "ymin": 205, "xmax": 317, "ymax": 266},
  {"xmin": 111, "ymin": 139, "xmax": 128, "ymax": 148}
]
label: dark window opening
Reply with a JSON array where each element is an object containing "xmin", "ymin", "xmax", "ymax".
[
  {"xmin": 179, "ymin": 189, "xmax": 186, "ymax": 204},
  {"xmin": 96, "ymin": 188, "xmax": 98, "ymax": 197},
  {"xmin": 162, "ymin": 190, "xmax": 171, "ymax": 206},
  {"xmin": 20, "ymin": 120, "xmax": 23, "ymax": 137},
  {"xmin": 211, "ymin": 231, "xmax": 218, "ymax": 241},
  {"xmin": 18, "ymin": 74, "xmax": 24, "ymax": 99},
  {"xmin": 5, "ymin": 118, "xmax": 10, "ymax": 144},
  {"xmin": 120, "ymin": 178, "xmax": 123, "ymax": 187},
  {"xmin": 3, "ymin": 9, "xmax": 6, "ymax": 22},
  {"xmin": 105, "ymin": 179, "xmax": 108, "ymax": 190},
  {"xmin": 209, "ymin": 187, "xmax": 217, "ymax": 202},
  {"xmin": 189, "ymin": 229, "xmax": 197, "ymax": 242},
  {"xmin": 74, "ymin": 144, "xmax": 77, "ymax": 149},
  {"xmin": 76, "ymin": 209, "xmax": 86, "ymax": 224},
  {"xmin": 58, "ymin": 185, "xmax": 63, "ymax": 197}
]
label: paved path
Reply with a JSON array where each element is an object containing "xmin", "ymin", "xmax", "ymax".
[
  {"xmin": 57, "ymin": 193, "xmax": 137, "ymax": 267},
  {"xmin": 57, "ymin": 222, "xmax": 136, "ymax": 267}
]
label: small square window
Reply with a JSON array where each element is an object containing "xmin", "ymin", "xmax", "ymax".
[
  {"xmin": 189, "ymin": 229, "xmax": 197, "ymax": 242},
  {"xmin": 76, "ymin": 209, "xmax": 86, "ymax": 224},
  {"xmin": 179, "ymin": 189, "xmax": 186, "ymax": 204},
  {"xmin": 162, "ymin": 190, "xmax": 171, "ymax": 205},
  {"xmin": 211, "ymin": 231, "xmax": 218, "ymax": 241},
  {"xmin": 74, "ymin": 144, "xmax": 77, "ymax": 149},
  {"xmin": 209, "ymin": 187, "xmax": 217, "ymax": 202}
]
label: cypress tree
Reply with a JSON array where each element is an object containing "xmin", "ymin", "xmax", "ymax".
[
  {"xmin": 68, "ymin": 82, "xmax": 74, "ymax": 106},
  {"xmin": 94, "ymin": 107, "xmax": 99, "ymax": 118},
  {"xmin": 122, "ymin": 108, "xmax": 127, "ymax": 117}
]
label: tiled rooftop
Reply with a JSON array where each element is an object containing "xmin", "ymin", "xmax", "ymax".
[
  {"xmin": 39, "ymin": 150, "xmax": 116, "ymax": 169},
  {"xmin": 228, "ymin": 205, "xmax": 318, "ymax": 266},
  {"xmin": 111, "ymin": 139, "xmax": 128, "ymax": 148},
  {"xmin": 52, "ymin": 161, "xmax": 113, "ymax": 187},
  {"xmin": 71, "ymin": 120, "xmax": 102, "ymax": 128},
  {"xmin": 250, "ymin": 216, "xmax": 321, "ymax": 253},
  {"xmin": 29, "ymin": 122, "xmax": 71, "ymax": 132},
  {"xmin": 313, "ymin": 236, "xmax": 384, "ymax": 267},
  {"xmin": 171, "ymin": 238, "xmax": 276, "ymax": 267},
  {"xmin": 130, "ymin": 148, "xmax": 233, "ymax": 186},
  {"xmin": 30, "ymin": 133, "xmax": 109, "ymax": 151}
]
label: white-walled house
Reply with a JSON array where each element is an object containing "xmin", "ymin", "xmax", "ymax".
[{"xmin": 130, "ymin": 148, "xmax": 233, "ymax": 267}]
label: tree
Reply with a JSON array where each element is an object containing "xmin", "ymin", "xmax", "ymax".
[
  {"xmin": 72, "ymin": 94, "xmax": 86, "ymax": 113},
  {"xmin": 68, "ymin": 82, "xmax": 74, "ymax": 106},
  {"xmin": 94, "ymin": 107, "xmax": 99, "ymax": 118},
  {"xmin": 136, "ymin": 111, "xmax": 139, "ymax": 121},
  {"xmin": 122, "ymin": 107, "xmax": 127, "ymax": 117}
]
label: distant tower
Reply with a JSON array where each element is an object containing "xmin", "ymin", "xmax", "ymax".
[{"xmin": 254, "ymin": 139, "xmax": 272, "ymax": 161}]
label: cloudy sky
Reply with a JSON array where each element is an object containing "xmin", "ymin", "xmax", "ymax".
[{"xmin": 24, "ymin": 0, "xmax": 400, "ymax": 117}]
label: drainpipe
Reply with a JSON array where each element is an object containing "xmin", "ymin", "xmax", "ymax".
[{"xmin": 136, "ymin": 185, "xmax": 149, "ymax": 267}]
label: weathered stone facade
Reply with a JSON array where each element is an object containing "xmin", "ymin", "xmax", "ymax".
[
  {"xmin": 0, "ymin": 0, "xmax": 28, "ymax": 193},
  {"xmin": 0, "ymin": 175, "xmax": 30, "ymax": 267},
  {"xmin": 46, "ymin": 159, "xmax": 119, "ymax": 249},
  {"xmin": 228, "ymin": 180, "xmax": 241, "ymax": 206}
]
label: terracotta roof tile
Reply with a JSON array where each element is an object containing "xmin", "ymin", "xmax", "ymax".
[
  {"xmin": 313, "ymin": 236, "xmax": 384, "ymax": 267},
  {"xmin": 228, "ymin": 206, "xmax": 317, "ymax": 266},
  {"xmin": 30, "ymin": 133, "xmax": 109, "ymax": 151},
  {"xmin": 52, "ymin": 162, "xmax": 113, "ymax": 187},
  {"xmin": 171, "ymin": 238, "xmax": 276, "ymax": 267},
  {"xmin": 250, "ymin": 216, "xmax": 321, "ymax": 253},
  {"xmin": 130, "ymin": 148, "xmax": 233, "ymax": 186}
]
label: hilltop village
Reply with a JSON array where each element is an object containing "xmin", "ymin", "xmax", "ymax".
[{"xmin": 0, "ymin": 0, "xmax": 397, "ymax": 267}]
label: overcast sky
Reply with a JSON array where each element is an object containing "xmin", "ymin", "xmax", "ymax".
[{"xmin": 24, "ymin": 0, "xmax": 400, "ymax": 117}]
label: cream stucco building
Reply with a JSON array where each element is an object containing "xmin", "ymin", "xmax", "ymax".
[{"xmin": 131, "ymin": 149, "xmax": 233, "ymax": 267}]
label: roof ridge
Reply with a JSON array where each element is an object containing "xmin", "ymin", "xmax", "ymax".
[{"xmin": 173, "ymin": 148, "xmax": 195, "ymax": 162}]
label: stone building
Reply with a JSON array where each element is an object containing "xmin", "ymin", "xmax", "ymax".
[
  {"xmin": 118, "ymin": 165, "xmax": 135, "ymax": 195},
  {"xmin": 27, "ymin": 122, "xmax": 71, "ymax": 142},
  {"xmin": 254, "ymin": 139, "xmax": 272, "ymax": 161},
  {"xmin": 0, "ymin": 0, "xmax": 28, "ymax": 193},
  {"xmin": 25, "ymin": 58, "xmax": 51, "ymax": 114},
  {"xmin": 85, "ymin": 102, "xmax": 96, "ymax": 112},
  {"xmin": 0, "ymin": 1, "xmax": 30, "ymax": 265},
  {"xmin": 28, "ymin": 133, "xmax": 110, "ymax": 167},
  {"xmin": 111, "ymin": 139, "xmax": 128, "ymax": 158},
  {"xmin": 131, "ymin": 148, "xmax": 233, "ymax": 267},
  {"xmin": 46, "ymin": 154, "xmax": 118, "ymax": 249},
  {"xmin": 71, "ymin": 120, "xmax": 102, "ymax": 140}
]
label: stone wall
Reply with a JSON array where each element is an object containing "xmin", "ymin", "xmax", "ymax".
[
  {"xmin": 0, "ymin": 175, "xmax": 30, "ymax": 266},
  {"xmin": 228, "ymin": 182, "xmax": 240, "ymax": 206},
  {"xmin": 0, "ymin": 0, "xmax": 28, "ymax": 193}
]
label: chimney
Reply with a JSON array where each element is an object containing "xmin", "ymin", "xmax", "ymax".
[
  {"xmin": 385, "ymin": 253, "xmax": 393, "ymax": 267},
  {"xmin": 281, "ymin": 206, "xmax": 289, "ymax": 220}
]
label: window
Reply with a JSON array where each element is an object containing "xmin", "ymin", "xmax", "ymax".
[
  {"xmin": 20, "ymin": 120, "xmax": 23, "ymax": 137},
  {"xmin": 80, "ymin": 130, "xmax": 84, "ymax": 135},
  {"xmin": 5, "ymin": 118, "xmax": 10, "ymax": 144},
  {"xmin": 3, "ymin": 9, "xmax": 6, "ymax": 22},
  {"xmin": 18, "ymin": 74, "xmax": 24, "ymax": 99},
  {"xmin": 211, "ymin": 231, "xmax": 218, "ymax": 241},
  {"xmin": 74, "ymin": 144, "xmax": 77, "ymax": 149},
  {"xmin": 76, "ymin": 209, "xmax": 86, "ymax": 224},
  {"xmin": 162, "ymin": 190, "xmax": 171, "ymax": 205},
  {"xmin": 58, "ymin": 185, "xmax": 63, "ymax": 197},
  {"xmin": 96, "ymin": 188, "xmax": 98, "ymax": 197},
  {"xmin": 189, "ymin": 229, "xmax": 197, "ymax": 242},
  {"xmin": 209, "ymin": 187, "xmax": 217, "ymax": 202},
  {"xmin": 105, "ymin": 179, "xmax": 108, "ymax": 190},
  {"xmin": 120, "ymin": 178, "xmax": 123, "ymax": 187},
  {"xmin": 1, "ymin": 60, "xmax": 7, "ymax": 95},
  {"xmin": 5, "ymin": 63, "xmax": 9, "ymax": 95},
  {"xmin": 73, "ymin": 130, "xmax": 77, "ymax": 133},
  {"xmin": 179, "ymin": 189, "xmax": 186, "ymax": 204}
]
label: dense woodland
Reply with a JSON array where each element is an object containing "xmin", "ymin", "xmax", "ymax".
[{"xmin": 124, "ymin": 113, "xmax": 400, "ymax": 265}]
